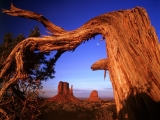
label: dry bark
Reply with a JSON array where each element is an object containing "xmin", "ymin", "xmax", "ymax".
[
  {"xmin": 0, "ymin": 108, "xmax": 9, "ymax": 120},
  {"xmin": 1, "ymin": 4, "xmax": 160, "ymax": 120}
]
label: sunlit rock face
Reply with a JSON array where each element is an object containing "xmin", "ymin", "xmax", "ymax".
[
  {"xmin": 48, "ymin": 81, "xmax": 79, "ymax": 103},
  {"xmin": 87, "ymin": 90, "xmax": 103, "ymax": 102}
]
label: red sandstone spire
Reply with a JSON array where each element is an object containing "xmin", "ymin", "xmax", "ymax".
[{"xmin": 69, "ymin": 85, "xmax": 73, "ymax": 95}]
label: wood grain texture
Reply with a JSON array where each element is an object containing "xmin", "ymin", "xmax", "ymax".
[{"xmin": 1, "ymin": 4, "xmax": 160, "ymax": 119}]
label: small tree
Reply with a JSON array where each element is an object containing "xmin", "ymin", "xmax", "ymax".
[
  {"xmin": 0, "ymin": 27, "xmax": 58, "ymax": 119},
  {"xmin": 1, "ymin": 4, "xmax": 160, "ymax": 120}
]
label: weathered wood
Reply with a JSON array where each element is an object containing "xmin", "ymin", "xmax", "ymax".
[
  {"xmin": 91, "ymin": 7, "xmax": 160, "ymax": 119},
  {"xmin": 91, "ymin": 58, "xmax": 108, "ymax": 79},
  {"xmin": 91, "ymin": 58, "xmax": 108, "ymax": 70},
  {"xmin": 2, "ymin": 3, "xmax": 65, "ymax": 34},
  {"xmin": 1, "ymin": 4, "xmax": 160, "ymax": 120},
  {"xmin": 0, "ymin": 108, "xmax": 9, "ymax": 120}
]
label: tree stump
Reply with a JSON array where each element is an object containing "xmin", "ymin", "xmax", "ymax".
[
  {"xmin": 91, "ymin": 7, "xmax": 160, "ymax": 120},
  {"xmin": 2, "ymin": 5, "xmax": 160, "ymax": 120}
]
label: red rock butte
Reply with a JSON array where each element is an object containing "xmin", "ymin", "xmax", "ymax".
[
  {"xmin": 48, "ymin": 81, "xmax": 80, "ymax": 103},
  {"xmin": 87, "ymin": 90, "xmax": 103, "ymax": 102}
]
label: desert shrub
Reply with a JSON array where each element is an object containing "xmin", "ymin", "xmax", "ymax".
[{"xmin": 38, "ymin": 100, "xmax": 117, "ymax": 120}]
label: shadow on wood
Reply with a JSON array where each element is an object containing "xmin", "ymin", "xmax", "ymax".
[{"xmin": 118, "ymin": 92, "xmax": 160, "ymax": 120}]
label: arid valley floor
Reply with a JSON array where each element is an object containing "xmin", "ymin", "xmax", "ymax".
[{"xmin": 38, "ymin": 98, "xmax": 117, "ymax": 120}]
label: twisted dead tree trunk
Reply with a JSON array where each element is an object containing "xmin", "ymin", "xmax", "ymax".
[{"xmin": 2, "ymin": 4, "xmax": 160, "ymax": 120}]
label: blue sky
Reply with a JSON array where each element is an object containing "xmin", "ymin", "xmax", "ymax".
[{"xmin": 0, "ymin": 0, "xmax": 160, "ymax": 98}]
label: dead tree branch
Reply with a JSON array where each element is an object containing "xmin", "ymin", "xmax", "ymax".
[
  {"xmin": 2, "ymin": 3, "xmax": 66, "ymax": 34},
  {"xmin": 2, "ymin": 4, "xmax": 160, "ymax": 120}
]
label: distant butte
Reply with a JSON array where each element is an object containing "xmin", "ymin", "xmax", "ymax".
[
  {"xmin": 87, "ymin": 90, "xmax": 103, "ymax": 102},
  {"xmin": 48, "ymin": 81, "xmax": 80, "ymax": 103}
]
